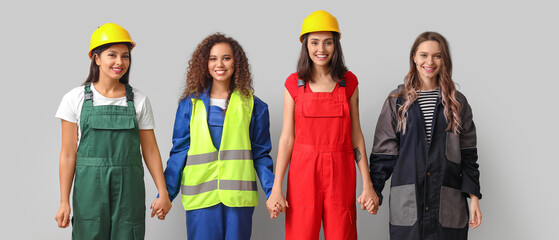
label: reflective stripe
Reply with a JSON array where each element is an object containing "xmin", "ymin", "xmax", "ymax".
[
  {"xmin": 220, "ymin": 150, "xmax": 252, "ymax": 160},
  {"xmin": 182, "ymin": 180, "xmax": 258, "ymax": 195},
  {"xmin": 186, "ymin": 150, "xmax": 249, "ymax": 165},
  {"xmin": 220, "ymin": 180, "xmax": 257, "ymax": 191},
  {"xmin": 182, "ymin": 180, "xmax": 218, "ymax": 195},
  {"xmin": 186, "ymin": 152, "xmax": 218, "ymax": 165}
]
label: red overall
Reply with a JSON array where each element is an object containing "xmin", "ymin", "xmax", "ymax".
[{"xmin": 286, "ymin": 77, "xmax": 357, "ymax": 240}]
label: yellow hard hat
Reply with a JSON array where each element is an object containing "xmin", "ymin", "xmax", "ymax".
[
  {"xmin": 300, "ymin": 10, "xmax": 340, "ymax": 42},
  {"xmin": 89, "ymin": 23, "xmax": 135, "ymax": 58}
]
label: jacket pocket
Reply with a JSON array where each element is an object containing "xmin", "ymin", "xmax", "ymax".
[
  {"xmin": 389, "ymin": 184, "xmax": 417, "ymax": 226},
  {"xmin": 439, "ymin": 186, "xmax": 468, "ymax": 228},
  {"xmin": 89, "ymin": 114, "xmax": 135, "ymax": 130},
  {"xmin": 445, "ymin": 132, "xmax": 461, "ymax": 164}
]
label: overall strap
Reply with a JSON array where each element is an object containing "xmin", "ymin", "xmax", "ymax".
[
  {"xmin": 84, "ymin": 84, "xmax": 93, "ymax": 102},
  {"xmin": 82, "ymin": 84, "xmax": 94, "ymax": 109},
  {"xmin": 297, "ymin": 79, "xmax": 305, "ymax": 87},
  {"xmin": 337, "ymin": 77, "xmax": 347, "ymax": 99},
  {"xmin": 338, "ymin": 77, "xmax": 346, "ymax": 88},
  {"xmin": 124, "ymin": 83, "xmax": 134, "ymax": 109},
  {"xmin": 297, "ymin": 79, "xmax": 305, "ymax": 96},
  {"xmin": 125, "ymin": 83, "xmax": 134, "ymax": 102}
]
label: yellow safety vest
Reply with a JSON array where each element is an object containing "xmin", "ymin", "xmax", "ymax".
[{"xmin": 181, "ymin": 90, "xmax": 257, "ymax": 211}]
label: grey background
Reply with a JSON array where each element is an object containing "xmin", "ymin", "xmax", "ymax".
[{"xmin": 1, "ymin": 0, "xmax": 557, "ymax": 239}]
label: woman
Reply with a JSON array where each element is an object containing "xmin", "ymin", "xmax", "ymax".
[
  {"xmin": 160, "ymin": 33, "xmax": 274, "ymax": 240},
  {"xmin": 266, "ymin": 10, "xmax": 378, "ymax": 239},
  {"xmin": 369, "ymin": 31, "xmax": 482, "ymax": 240},
  {"xmin": 54, "ymin": 23, "xmax": 172, "ymax": 239}
]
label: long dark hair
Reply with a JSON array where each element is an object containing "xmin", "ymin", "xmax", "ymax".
[
  {"xmin": 297, "ymin": 31, "xmax": 347, "ymax": 82},
  {"xmin": 83, "ymin": 42, "xmax": 133, "ymax": 85},
  {"xmin": 180, "ymin": 33, "xmax": 253, "ymax": 102},
  {"xmin": 396, "ymin": 31, "xmax": 461, "ymax": 134}
]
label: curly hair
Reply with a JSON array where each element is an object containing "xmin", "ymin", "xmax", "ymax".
[
  {"xmin": 396, "ymin": 31, "xmax": 462, "ymax": 134},
  {"xmin": 180, "ymin": 33, "xmax": 253, "ymax": 104}
]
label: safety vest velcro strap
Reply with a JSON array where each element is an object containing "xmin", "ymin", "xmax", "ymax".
[
  {"xmin": 220, "ymin": 150, "xmax": 252, "ymax": 160},
  {"xmin": 186, "ymin": 152, "xmax": 219, "ymax": 165},
  {"xmin": 220, "ymin": 180, "xmax": 257, "ymax": 191},
  {"xmin": 181, "ymin": 179, "xmax": 257, "ymax": 195}
]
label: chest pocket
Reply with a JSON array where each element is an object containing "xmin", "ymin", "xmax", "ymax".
[
  {"xmin": 88, "ymin": 114, "xmax": 136, "ymax": 130},
  {"xmin": 302, "ymin": 99, "xmax": 343, "ymax": 118}
]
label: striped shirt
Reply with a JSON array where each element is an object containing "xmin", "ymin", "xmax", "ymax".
[{"xmin": 417, "ymin": 89, "xmax": 439, "ymax": 142}]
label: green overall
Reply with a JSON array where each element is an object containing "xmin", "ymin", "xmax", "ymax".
[{"xmin": 72, "ymin": 84, "xmax": 145, "ymax": 240}]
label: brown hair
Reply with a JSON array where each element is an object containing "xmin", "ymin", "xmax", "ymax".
[
  {"xmin": 396, "ymin": 31, "xmax": 462, "ymax": 134},
  {"xmin": 180, "ymin": 33, "xmax": 253, "ymax": 103},
  {"xmin": 83, "ymin": 42, "xmax": 132, "ymax": 85},
  {"xmin": 297, "ymin": 32, "xmax": 347, "ymax": 82}
]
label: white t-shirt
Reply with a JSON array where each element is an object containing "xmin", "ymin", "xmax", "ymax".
[
  {"xmin": 55, "ymin": 83, "xmax": 155, "ymax": 142},
  {"xmin": 209, "ymin": 98, "xmax": 227, "ymax": 109}
]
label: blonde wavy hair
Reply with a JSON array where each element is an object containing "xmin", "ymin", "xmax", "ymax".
[{"xmin": 396, "ymin": 31, "xmax": 462, "ymax": 134}]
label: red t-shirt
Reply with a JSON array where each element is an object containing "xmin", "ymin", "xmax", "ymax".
[{"xmin": 284, "ymin": 71, "xmax": 359, "ymax": 101}]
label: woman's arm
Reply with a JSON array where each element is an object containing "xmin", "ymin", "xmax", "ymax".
[
  {"xmin": 250, "ymin": 97, "xmax": 275, "ymax": 198},
  {"xmin": 266, "ymin": 89, "xmax": 295, "ymax": 219},
  {"xmin": 469, "ymin": 194, "xmax": 482, "ymax": 228},
  {"xmin": 349, "ymin": 87, "xmax": 379, "ymax": 215},
  {"xmin": 140, "ymin": 129, "xmax": 172, "ymax": 219},
  {"xmin": 55, "ymin": 120, "xmax": 78, "ymax": 228}
]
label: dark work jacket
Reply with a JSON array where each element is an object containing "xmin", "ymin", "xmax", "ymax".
[{"xmin": 370, "ymin": 87, "xmax": 481, "ymax": 240}]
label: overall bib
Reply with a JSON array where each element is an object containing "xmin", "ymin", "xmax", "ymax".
[
  {"xmin": 72, "ymin": 84, "xmax": 145, "ymax": 240},
  {"xmin": 286, "ymin": 79, "xmax": 357, "ymax": 240}
]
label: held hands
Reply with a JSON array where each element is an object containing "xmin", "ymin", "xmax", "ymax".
[
  {"xmin": 55, "ymin": 203, "xmax": 71, "ymax": 228},
  {"xmin": 266, "ymin": 190, "xmax": 289, "ymax": 219},
  {"xmin": 151, "ymin": 196, "xmax": 172, "ymax": 220},
  {"xmin": 357, "ymin": 187, "xmax": 379, "ymax": 215}
]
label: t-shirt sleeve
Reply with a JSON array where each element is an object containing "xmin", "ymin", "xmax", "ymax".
[
  {"xmin": 55, "ymin": 88, "xmax": 80, "ymax": 123},
  {"xmin": 137, "ymin": 95, "xmax": 155, "ymax": 130},
  {"xmin": 284, "ymin": 73, "xmax": 300, "ymax": 100},
  {"xmin": 345, "ymin": 71, "xmax": 359, "ymax": 99}
]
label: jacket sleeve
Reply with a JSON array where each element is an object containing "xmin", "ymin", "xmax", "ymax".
[
  {"xmin": 250, "ymin": 96, "xmax": 275, "ymax": 199},
  {"xmin": 370, "ymin": 93, "xmax": 400, "ymax": 205},
  {"xmin": 458, "ymin": 94, "xmax": 482, "ymax": 199},
  {"xmin": 163, "ymin": 98, "xmax": 192, "ymax": 202}
]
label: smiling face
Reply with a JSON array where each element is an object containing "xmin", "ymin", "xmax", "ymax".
[
  {"xmin": 307, "ymin": 31, "xmax": 334, "ymax": 67},
  {"xmin": 208, "ymin": 42, "xmax": 235, "ymax": 85},
  {"xmin": 94, "ymin": 44, "xmax": 130, "ymax": 82},
  {"xmin": 413, "ymin": 40, "xmax": 442, "ymax": 84}
]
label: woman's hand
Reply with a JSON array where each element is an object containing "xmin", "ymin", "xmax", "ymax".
[
  {"xmin": 266, "ymin": 190, "xmax": 289, "ymax": 219},
  {"xmin": 55, "ymin": 203, "xmax": 71, "ymax": 228},
  {"xmin": 469, "ymin": 194, "xmax": 482, "ymax": 228},
  {"xmin": 357, "ymin": 187, "xmax": 379, "ymax": 215},
  {"xmin": 151, "ymin": 196, "xmax": 172, "ymax": 220}
]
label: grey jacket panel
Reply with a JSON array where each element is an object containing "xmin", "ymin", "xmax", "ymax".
[{"xmin": 372, "ymin": 88, "xmax": 401, "ymax": 155}]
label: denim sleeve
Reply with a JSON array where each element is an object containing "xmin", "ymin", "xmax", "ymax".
[
  {"xmin": 250, "ymin": 96, "xmax": 275, "ymax": 199},
  {"xmin": 163, "ymin": 98, "xmax": 191, "ymax": 202}
]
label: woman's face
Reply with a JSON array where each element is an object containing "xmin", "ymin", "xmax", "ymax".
[
  {"xmin": 208, "ymin": 42, "xmax": 235, "ymax": 84},
  {"xmin": 95, "ymin": 44, "xmax": 130, "ymax": 82},
  {"xmin": 307, "ymin": 31, "xmax": 334, "ymax": 67},
  {"xmin": 413, "ymin": 40, "xmax": 442, "ymax": 83}
]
